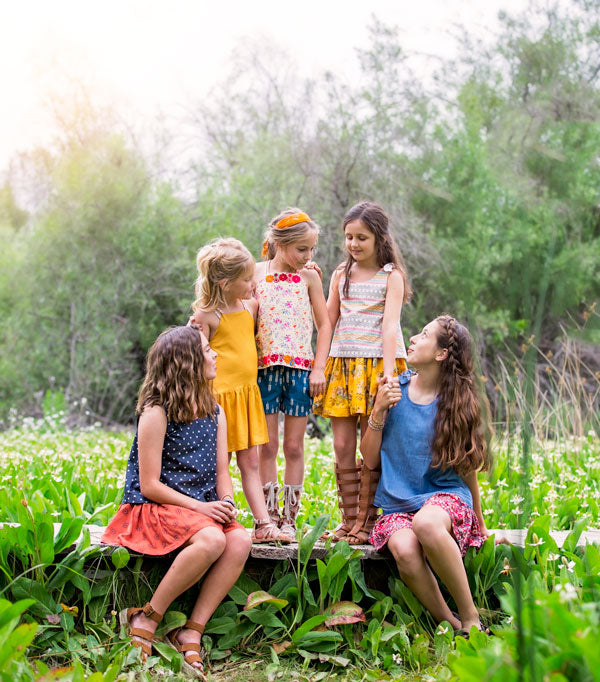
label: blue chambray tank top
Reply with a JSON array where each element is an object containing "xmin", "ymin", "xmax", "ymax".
[
  {"xmin": 121, "ymin": 408, "xmax": 220, "ymax": 504},
  {"xmin": 374, "ymin": 372, "xmax": 472, "ymax": 514}
]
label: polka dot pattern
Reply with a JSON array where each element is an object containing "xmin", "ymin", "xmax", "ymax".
[{"xmin": 121, "ymin": 410, "xmax": 220, "ymax": 505}]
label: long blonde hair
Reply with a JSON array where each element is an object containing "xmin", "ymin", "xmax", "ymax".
[
  {"xmin": 262, "ymin": 207, "xmax": 319, "ymax": 260},
  {"xmin": 137, "ymin": 326, "xmax": 217, "ymax": 423},
  {"xmin": 193, "ymin": 238, "xmax": 254, "ymax": 312}
]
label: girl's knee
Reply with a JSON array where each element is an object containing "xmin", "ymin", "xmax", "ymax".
[
  {"xmin": 282, "ymin": 437, "xmax": 304, "ymax": 462},
  {"xmin": 237, "ymin": 449, "xmax": 259, "ymax": 472},
  {"xmin": 227, "ymin": 529, "xmax": 252, "ymax": 559},
  {"xmin": 388, "ymin": 534, "xmax": 421, "ymax": 571},
  {"xmin": 411, "ymin": 514, "xmax": 446, "ymax": 545},
  {"xmin": 191, "ymin": 527, "xmax": 227, "ymax": 559}
]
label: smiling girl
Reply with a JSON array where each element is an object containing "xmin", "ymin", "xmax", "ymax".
[
  {"xmin": 254, "ymin": 208, "xmax": 332, "ymax": 540},
  {"xmin": 362, "ymin": 315, "xmax": 491, "ymax": 635},
  {"xmin": 313, "ymin": 201, "xmax": 411, "ymax": 544}
]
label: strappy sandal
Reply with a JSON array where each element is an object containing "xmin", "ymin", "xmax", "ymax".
[
  {"xmin": 251, "ymin": 518, "xmax": 292, "ymax": 543},
  {"xmin": 119, "ymin": 602, "xmax": 163, "ymax": 660},
  {"xmin": 166, "ymin": 619, "xmax": 207, "ymax": 680},
  {"xmin": 456, "ymin": 620, "xmax": 490, "ymax": 639},
  {"xmin": 346, "ymin": 463, "xmax": 381, "ymax": 546},
  {"xmin": 328, "ymin": 462, "xmax": 361, "ymax": 542}
]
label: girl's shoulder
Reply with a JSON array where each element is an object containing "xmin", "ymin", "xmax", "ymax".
[
  {"xmin": 398, "ymin": 369, "xmax": 416, "ymax": 386},
  {"xmin": 243, "ymin": 297, "xmax": 259, "ymax": 316},
  {"xmin": 254, "ymin": 261, "xmax": 269, "ymax": 278}
]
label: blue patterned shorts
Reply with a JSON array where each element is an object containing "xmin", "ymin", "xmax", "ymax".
[{"xmin": 257, "ymin": 366, "xmax": 311, "ymax": 417}]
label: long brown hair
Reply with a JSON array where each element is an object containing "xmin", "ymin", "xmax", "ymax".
[
  {"xmin": 431, "ymin": 315, "xmax": 491, "ymax": 475},
  {"xmin": 341, "ymin": 202, "xmax": 412, "ymax": 301},
  {"xmin": 136, "ymin": 326, "xmax": 216, "ymax": 423}
]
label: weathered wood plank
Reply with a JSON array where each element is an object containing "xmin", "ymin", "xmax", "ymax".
[{"xmin": 40, "ymin": 524, "xmax": 600, "ymax": 560}]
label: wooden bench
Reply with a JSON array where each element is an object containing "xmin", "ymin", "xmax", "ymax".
[{"xmin": 84, "ymin": 525, "xmax": 600, "ymax": 560}]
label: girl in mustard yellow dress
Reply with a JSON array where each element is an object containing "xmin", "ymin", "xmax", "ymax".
[{"xmin": 192, "ymin": 238, "xmax": 290, "ymax": 543}]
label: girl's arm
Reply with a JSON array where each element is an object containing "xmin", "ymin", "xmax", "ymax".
[
  {"xmin": 245, "ymin": 296, "xmax": 260, "ymax": 333},
  {"xmin": 360, "ymin": 378, "xmax": 401, "ymax": 469},
  {"xmin": 305, "ymin": 268, "xmax": 333, "ymax": 397},
  {"xmin": 381, "ymin": 270, "xmax": 405, "ymax": 380},
  {"xmin": 326, "ymin": 267, "xmax": 343, "ymax": 329},
  {"xmin": 191, "ymin": 309, "xmax": 219, "ymax": 341},
  {"xmin": 215, "ymin": 405, "xmax": 235, "ymax": 502},
  {"xmin": 463, "ymin": 470, "xmax": 489, "ymax": 537},
  {"xmin": 138, "ymin": 405, "xmax": 235, "ymax": 524}
]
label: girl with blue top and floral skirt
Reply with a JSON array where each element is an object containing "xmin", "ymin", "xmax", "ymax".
[
  {"xmin": 361, "ymin": 315, "xmax": 492, "ymax": 636},
  {"xmin": 102, "ymin": 326, "xmax": 251, "ymax": 678}
]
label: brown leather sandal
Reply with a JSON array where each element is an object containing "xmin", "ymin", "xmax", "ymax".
[
  {"xmin": 119, "ymin": 602, "xmax": 163, "ymax": 659},
  {"xmin": 166, "ymin": 619, "xmax": 207, "ymax": 680},
  {"xmin": 346, "ymin": 462, "xmax": 381, "ymax": 545}
]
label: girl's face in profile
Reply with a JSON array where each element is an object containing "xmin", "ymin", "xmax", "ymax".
[
  {"xmin": 223, "ymin": 262, "xmax": 255, "ymax": 301},
  {"xmin": 407, "ymin": 321, "xmax": 447, "ymax": 367},
  {"xmin": 344, "ymin": 220, "xmax": 376, "ymax": 264},
  {"xmin": 199, "ymin": 331, "xmax": 217, "ymax": 380}
]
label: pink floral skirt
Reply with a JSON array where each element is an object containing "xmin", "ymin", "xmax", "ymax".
[{"xmin": 369, "ymin": 493, "xmax": 485, "ymax": 556}]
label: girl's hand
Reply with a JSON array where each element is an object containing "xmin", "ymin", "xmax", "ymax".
[
  {"xmin": 309, "ymin": 368, "xmax": 326, "ymax": 397},
  {"xmin": 187, "ymin": 316, "xmax": 204, "ymax": 333},
  {"xmin": 375, "ymin": 376, "xmax": 401, "ymax": 410},
  {"xmin": 197, "ymin": 500, "xmax": 237, "ymax": 524},
  {"xmin": 303, "ymin": 261, "xmax": 322, "ymax": 279}
]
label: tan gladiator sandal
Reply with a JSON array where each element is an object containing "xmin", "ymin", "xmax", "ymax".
[
  {"xmin": 346, "ymin": 461, "xmax": 381, "ymax": 545},
  {"xmin": 262, "ymin": 481, "xmax": 282, "ymax": 527},
  {"xmin": 279, "ymin": 483, "xmax": 302, "ymax": 541},
  {"xmin": 330, "ymin": 462, "xmax": 361, "ymax": 542}
]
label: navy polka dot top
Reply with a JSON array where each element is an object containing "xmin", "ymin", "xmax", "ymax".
[{"xmin": 121, "ymin": 408, "xmax": 220, "ymax": 505}]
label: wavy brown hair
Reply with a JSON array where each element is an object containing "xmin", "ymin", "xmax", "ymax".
[
  {"xmin": 341, "ymin": 202, "xmax": 412, "ymax": 301},
  {"xmin": 136, "ymin": 326, "xmax": 217, "ymax": 423},
  {"xmin": 431, "ymin": 315, "xmax": 491, "ymax": 475}
]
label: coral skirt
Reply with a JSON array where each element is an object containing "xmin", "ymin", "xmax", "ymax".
[
  {"xmin": 313, "ymin": 357, "xmax": 407, "ymax": 418},
  {"xmin": 101, "ymin": 503, "xmax": 244, "ymax": 556}
]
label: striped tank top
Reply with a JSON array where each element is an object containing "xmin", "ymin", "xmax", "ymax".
[{"xmin": 329, "ymin": 263, "xmax": 407, "ymax": 359}]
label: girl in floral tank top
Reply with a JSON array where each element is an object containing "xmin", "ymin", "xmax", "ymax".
[
  {"xmin": 254, "ymin": 208, "xmax": 332, "ymax": 540},
  {"xmin": 313, "ymin": 202, "xmax": 412, "ymax": 546}
]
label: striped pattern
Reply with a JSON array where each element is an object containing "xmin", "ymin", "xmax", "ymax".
[{"xmin": 329, "ymin": 265, "xmax": 407, "ymax": 358}]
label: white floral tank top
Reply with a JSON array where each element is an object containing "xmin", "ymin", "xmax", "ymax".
[{"xmin": 255, "ymin": 267, "xmax": 314, "ymax": 370}]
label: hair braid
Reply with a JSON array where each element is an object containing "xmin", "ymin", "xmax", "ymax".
[{"xmin": 431, "ymin": 315, "xmax": 491, "ymax": 474}]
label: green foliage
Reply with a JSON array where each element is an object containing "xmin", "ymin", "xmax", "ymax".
[{"xmin": 2, "ymin": 423, "xmax": 600, "ymax": 678}]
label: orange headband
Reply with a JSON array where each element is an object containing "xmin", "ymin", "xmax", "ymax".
[{"xmin": 275, "ymin": 212, "xmax": 310, "ymax": 229}]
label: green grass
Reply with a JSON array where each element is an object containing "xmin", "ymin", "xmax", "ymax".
[{"xmin": 1, "ymin": 414, "xmax": 600, "ymax": 681}]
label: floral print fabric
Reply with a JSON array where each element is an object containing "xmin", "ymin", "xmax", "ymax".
[
  {"xmin": 369, "ymin": 492, "xmax": 485, "ymax": 556},
  {"xmin": 312, "ymin": 357, "xmax": 407, "ymax": 417},
  {"xmin": 255, "ymin": 271, "xmax": 314, "ymax": 370}
]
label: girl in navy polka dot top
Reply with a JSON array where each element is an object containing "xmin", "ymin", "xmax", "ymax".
[{"xmin": 102, "ymin": 325, "xmax": 252, "ymax": 676}]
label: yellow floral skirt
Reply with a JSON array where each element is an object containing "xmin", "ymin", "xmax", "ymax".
[{"xmin": 312, "ymin": 357, "xmax": 407, "ymax": 418}]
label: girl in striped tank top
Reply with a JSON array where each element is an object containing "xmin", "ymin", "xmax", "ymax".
[{"xmin": 313, "ymin": 202, "xmax": 412, "ymax": 545}]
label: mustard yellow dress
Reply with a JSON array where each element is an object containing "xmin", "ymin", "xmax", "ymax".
[{"xmin": 211, "ymin": 309, "xmax": 268, "ymax": 452}]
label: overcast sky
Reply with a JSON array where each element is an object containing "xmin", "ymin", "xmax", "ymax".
[{"xmin": 1, "ymin": 0, "xmax": 535, "ymax": 170}]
